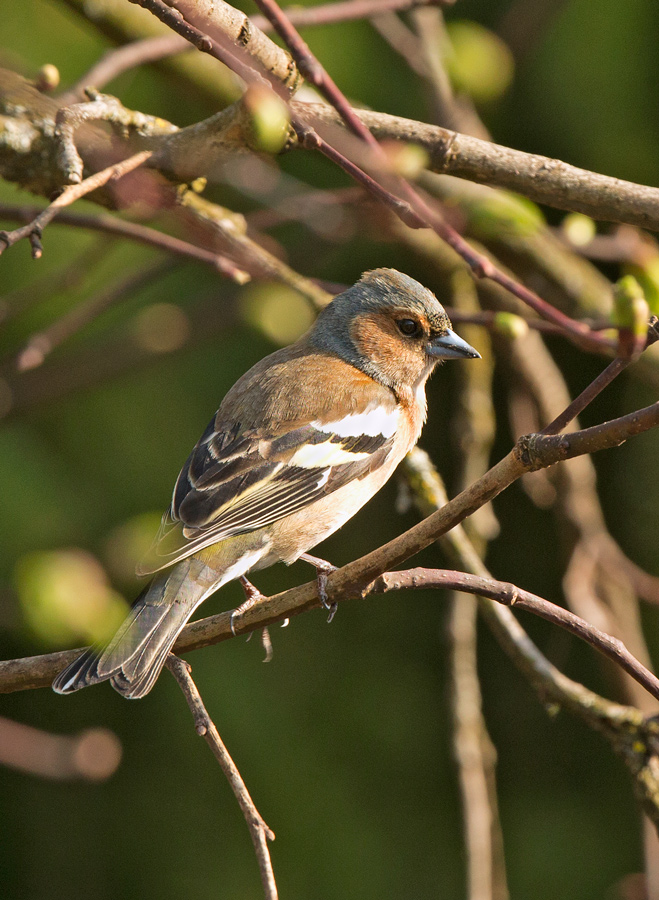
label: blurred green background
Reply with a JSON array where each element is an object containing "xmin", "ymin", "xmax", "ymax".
[{"xmin": 2, "ymin": 0, "xmax": 659, "ymax": 898}]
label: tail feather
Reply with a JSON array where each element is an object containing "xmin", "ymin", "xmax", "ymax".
[{"xmin": 52, "ymin": 558, "xmax": 223, "ymax": 699}]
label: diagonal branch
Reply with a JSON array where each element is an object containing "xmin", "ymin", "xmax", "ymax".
[
  {"xmin": 3, "ymin": 390, "xmax": 659, "ymax": 695},
  {"xmin": 124, "ymin": 0, "xmax": 615, "ymax": 352},
  {"xmin": 0, "ymin": 203, "xmax": 250, "ymax": 281},
  {"xmin": 166, "ymin": 656, "xmax": 277, "ymax": 900}
]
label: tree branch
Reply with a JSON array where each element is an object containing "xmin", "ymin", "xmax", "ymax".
[
  {"xmin": 0, "ymin": 150, "xmax": 154, "ymax": 258},
  {"xmin": 0, "ymin": 203, "xmax": 250, "ymax": 281},
  {"xmin": 166, "ymin": 656, "xmax": 277, "ymax": 900},
  {"xmin": 379, "ymin": 569, "xmax": 659, "ymax": 704},
  {"xmin": 294, "ymin": 103, "xmax": 659, "ymax": 233},
  {"xmin": 4, "ymin": 392, "xmax": 659, "ymax": 694}
]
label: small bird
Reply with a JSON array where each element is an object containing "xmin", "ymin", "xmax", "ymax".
[{"xmin": 53, "ymin": 268, "xmax": 479, "ymax": 698}]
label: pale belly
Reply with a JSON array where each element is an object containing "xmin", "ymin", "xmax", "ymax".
[{"xmin": 254, "ymin": 443, "xmax": 410, "ymax": 569}]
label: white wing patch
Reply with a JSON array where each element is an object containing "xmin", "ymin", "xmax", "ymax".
[
  {"xmin": 290, "ymin": 441, "xmax": 370, "ymax": 469},
  {"xmin": 311, "ymin": 406, "xmax": 399, "ymax": 440}
]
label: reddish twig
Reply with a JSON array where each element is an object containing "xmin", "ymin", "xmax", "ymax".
[
  {"xmin": 379, "ymin": 569, "xmax": 659, "ymax": 705},
  {"xmin": 443, "ymin": 308, "xmax": 606, "ymax": 337},
  {"xmin": 127, "ymin": 0, "xmax": 289, "ymax": 93},
  {"xmin": 300, "ymin": 119, "xmax": 613, "ymax": 352},
  {"xmin": 62, "ymin": 0, "xmax": 452, "ymax": 104},
  {"xmin": 541, "ymin": 315, "xmax": 659, "ymax": 435},
  {"xmin": 125, "ymin": 0, "xmax": 612, "ymax": 351},
  {"xmin": 166, "ymin": 656, "xmax": 277, "ymax": 900},
  {"xmin": 250, "ymin": 0, "xmax": 613, "ymax": 354},
  {"xmin": 254, "ymin": 0, "xmax": 382, "ymax": 147},
  {"xmin": 0, "ymin": 203, "xmax": 250, "ymax": 281},
  {"xmin": 0, "ymin": 151, "xmax": 154, "ymax": 258}
]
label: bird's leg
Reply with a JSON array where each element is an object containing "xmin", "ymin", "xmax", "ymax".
[
  {"xmin": 231, "ymin": 576, "xmax": 267, "ymax": 637},
  {"xmin": 233, "ymin": 579, "xmax": 275, "ymax": 660},
  {"xmin": 299, "ymin": 552, "xmax": 338, "ymax": 623}
]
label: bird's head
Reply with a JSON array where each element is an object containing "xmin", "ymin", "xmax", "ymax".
[{"xmin": 311, "ymin": 268, "xmax": 480, "ymax": 392}]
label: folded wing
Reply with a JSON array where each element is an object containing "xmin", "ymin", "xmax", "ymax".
[{"xmin": 138, "ymin": 405, "xmax": 399, "ymax": 575}]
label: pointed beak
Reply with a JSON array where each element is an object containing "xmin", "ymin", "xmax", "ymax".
[{"xmin": 427, "ymin": 329, "xmax": 481, "ymax": 360}]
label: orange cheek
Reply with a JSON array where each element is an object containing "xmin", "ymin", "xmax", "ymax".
[{"xmin": 350, "ymin": 315, "xmax": 423, "ymax": 384}]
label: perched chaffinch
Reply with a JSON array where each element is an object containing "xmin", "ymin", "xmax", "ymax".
[{"xmin": 53, "ymin": 268, "xmax": 479, "ymax": 699}]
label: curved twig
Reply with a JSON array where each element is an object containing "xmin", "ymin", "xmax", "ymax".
[{"xmin": 378, "ymin": 569, "xmax": 659, "ymax": 704}]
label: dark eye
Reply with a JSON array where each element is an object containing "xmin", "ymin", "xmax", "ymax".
[{"xmin": 397, "ymin": 318, "xmax": 420, "ymax": 337}]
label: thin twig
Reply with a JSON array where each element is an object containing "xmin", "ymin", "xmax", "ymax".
[
  {"xmin": 165, "ymin": 656, "xmax": 277, "ymax": 900},
  {"xmin": 127, "ymin": 0, "xmax": 297, "ymax": 93},
  {"xmin": 443, "ymin": 307, "xmax": 604, "ymax": 337},
  {"xmin": 247, "ymin": 0, "xmax": 613, "ymax": 352},
  {"xmin": 299, "ymin": 103, "xmax": 659, "ymax": 233},
  {"xmin": 117, "ymin": 0, "xmax": 612, "ymax": 352},
  {"xmin": 296, "ymin": 120, "xmax": 612, "ymax": 352},
  {"xmin": 541, "ymin": 316, "xmax": 659, "ymax": 435},
  {"xmin": 0, "ymin": 203, "xmax": 250, "ymax": 281},
  {"xmin": 60, "ymin": 0, "xmax": 451, "ymax": 104},
  {"xmin": 0, "ymin": 151, "xmax": 154, "ymax": 258},
  {"xmin": 379, "ymin": 569, "xmax": 659, "ymax": 704}
]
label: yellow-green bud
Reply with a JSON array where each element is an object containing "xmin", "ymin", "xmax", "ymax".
[
  {"xmin": 492, "ymin": 311, "xmax": 529, "ymax": 340},
  {"xmin": 462, "ymin": 190, "xmax": 544, "ymax": 239},
  {"xmin": 243, "ymin": 85, "xmax": 291, "ymax": 155},
  {"xmin": 613, "ymin": 275, "xmax": 649, "ymax": 358},
  {"xmin": 446, "ymin": 21, "xmax": 514, "ymax": 103},
  {"xmin": 625, "ymin": 255, "xmax": 659, "ymax": 316},
  {"xmin": 561, "ymin": 213, "xmax": 596, "ymax": 247},
  {"xmin": 35, "ymin": 63, "xmax": 60, "ymax": 92},
  {"xmin": 613, "ymin": 275, "xmax": 649, "ymax": 332}
]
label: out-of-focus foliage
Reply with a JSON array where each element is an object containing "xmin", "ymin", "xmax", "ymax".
[
  {"xmin": 445, "ymin": 20, "xmax": 515, "ymax": 102},
  {"xmin": 1, "ymin": 2, "xmax": 659, "ymax": 900},
  {"xmin": 15, "ymin": 549, "xmax": 127, "ymax": 646}
]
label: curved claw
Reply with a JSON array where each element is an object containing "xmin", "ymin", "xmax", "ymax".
[{"xmin": 300, "ymin": 554, "xmax": 339, "ymax": 623}]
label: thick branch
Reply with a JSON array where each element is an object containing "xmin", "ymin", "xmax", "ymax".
[
  {"xmin": 129, "ymin": 0, "xmax": 300, "ymax": 93},
  {"xmin": 5, "ymin": 63, "xmax": 659, "ymax": 234},
  {"xmin": 294, "ymin": 103, "xmax": 659, "ymax": 232}
]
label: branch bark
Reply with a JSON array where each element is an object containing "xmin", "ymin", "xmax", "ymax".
[{"xmin": 293, "ymin": 103, "xmax": 659, "ymax": 233}]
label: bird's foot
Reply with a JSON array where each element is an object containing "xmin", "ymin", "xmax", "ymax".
[
  {"xmin": 231, "ymin": 576, "xmax": 267, "ymax": 637},
  {"xmin": 299, "ymin": 553, "xmax": 338, "ymax": 623}
]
